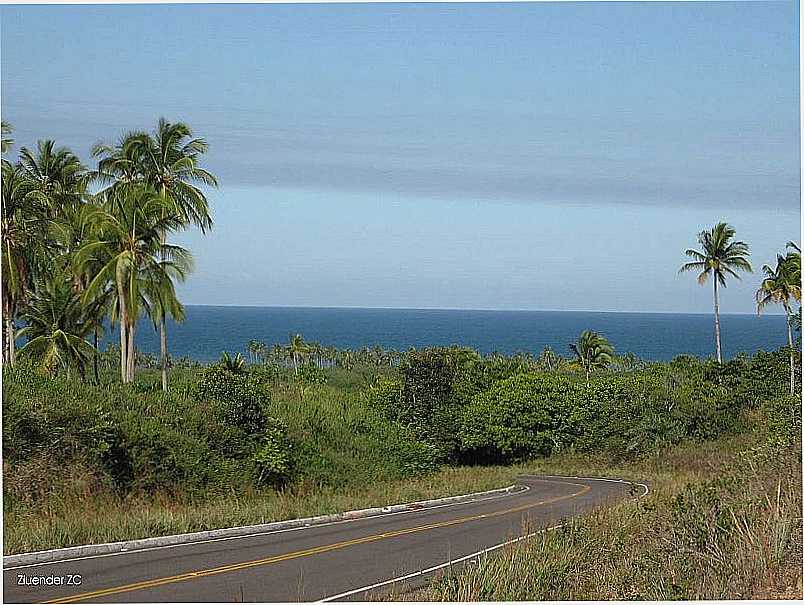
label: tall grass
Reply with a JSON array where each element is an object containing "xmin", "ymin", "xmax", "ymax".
[
  {"xmin": 3, "ymin": 465, "xmax": 518, "ymax": 555},
  {"xmin": 412, "ymin": 434, "xmax": 802, "ymax": 600}
]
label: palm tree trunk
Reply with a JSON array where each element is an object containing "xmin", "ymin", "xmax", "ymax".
[
  {"xmin": 787, "ymin": 306, "xmax": 795, "ymax": 396},
  {"xmin": 119, "ymin": 320, "xmax": 127, "ymax": 382},
  {"xmin": 118, "ymin": 285, "xmax": 128, "ymax": 383},
  {"xmin": 158, "ymin": 189, "xmax": 170, "ymax": 393},
  {"xmin": 2, "ymin": 293, "xmax": 12, "ymax": 366},
  {"xmin": 713, "ymin": 278, "xmax": 722, "ymax": 363},
  {"xmin": 7, "ymin": 299, "xmax": 15, "ymax": 367},
  {"xmin": 93, "ymin": 326, "xmax": 100, "ymax": 384},
  {"xmin": 160, "ymin": 320, "xmax": 168, "ymax": 392},
  {"xmin": 127, "ymin": 321, "xmax": 136, "ymax": 383},
  {"xmin": 1, "ymin": 291, "xmax": 6, "ymax": 365}
]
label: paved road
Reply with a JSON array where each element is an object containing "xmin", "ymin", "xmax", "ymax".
[{"xmin": 4, "ymin": 476, "xmax": 642, "ymax": 603}]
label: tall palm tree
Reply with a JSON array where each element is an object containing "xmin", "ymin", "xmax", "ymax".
[
  {"xmin": 19, "ymin": 140, "xmax": 87, "ymax": 215},
  {"xmin": 680, "ymin": 222, "xmax": 752, "ymax": 363},
  {"xmin": 247, "ymin": 339, "xmax": 263, "ymax": 364},
  {"xmin": 1, "ymin": 121, "xmax": 14, "ymax": 154},
  {"xmin": 537, "ymin": 346, "xmax": 561, "ymax": 372},
  {"xmin": 785, "ymin": 241, "xmax": 801, "ymax": 285},
  {"xmin": 289, "ymin": 333, "xmax": 307, "ymax": 376},
  {"xmin": 51, "ymin": 201, "xmax": 111, "ymax": 383},
  {"xmin": 78, "ymin": 184, "xmax": 192, "ymax": 383},
  {"xmin": 95, "ymin": 119, "xmax": 217, "ymax": 391},
  {"xmin": 756, "ymin": 252, "xmax": 801, "ymax": 395},
  {"xmin": 1, "ymin": 160, "xmax": 50, "ymax": 366},
  {"xmin": 17, "ymin": 272, "xmax": 95, "ymax": 378},
  {"xmin": 91, "ymin": 130, "xmax": 149, "ymax": 188},
  {"xmin": 569, "ymin": 330, "xmax": 614, "ymax": 384}
]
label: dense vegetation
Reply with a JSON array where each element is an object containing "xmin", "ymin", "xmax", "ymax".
[
  {"xmin": 4, "ymin": 338, "xmax": 800, "ymax": 556},
  {"xmin": 415, "ymin": 394, "xmax": 801, "ymax": 600}
]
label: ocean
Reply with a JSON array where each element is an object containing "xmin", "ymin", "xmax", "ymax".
[{"xmin": 119, "ymin": 306, "xmax": 791, "ymax": 363}]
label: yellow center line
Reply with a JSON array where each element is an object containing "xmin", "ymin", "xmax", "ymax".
[{"xmin": 44, "ymin": 480, "xmax": 591, "ymax": 604}]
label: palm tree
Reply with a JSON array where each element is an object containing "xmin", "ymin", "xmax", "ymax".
[
  {"xmin": 95, "ymin": 120, "xmax": 217, "ymax": 391},
  {"xmin": 129, "ymin": 119, "xmax": 217, "ymax": 391},
  {"xmin": 756, "ymin": 252, "xmax": 801, "ymax": 395},
  {"xmin": 51, "ymin": 201, "xmax": 111, "ymax": 383},
  {"xmin": 537, "ymin": 346, "xmax": 560, "ymax": 372},
  {"xmin": 247, "ymin": 339, "xmax": 266, "ymax": 364},
  {"xmin": 289, "ymin": 333, "xmax": 307, "ymax": 376},
  {"xmin": 787, "ymin": 241, "xmax": 802, "ymax": 349},
  {"xmin": 17, "ymin": 272, "xmax": 95, "ymax": 378},
  {"xmin": 569, "ymin": 330, "xmax": 614, "ymax": 384},
  {"xmin": 78, "ymin": 184, "xmax": 192, "ymax": 383},
  {"xmin": 785, "ymin": 241, "xmax": 801, "ymax": 285},
  {"xmin": 680, "ymin": 222, "xmax": 752, "ymax": 363},
  {"xmin": 19, "ymin": 140, "xmax": 87, "ymax": 215},
  {"xmin": 1, "ymin": 160, "xmax": 50, "ymax": 366},
  {"xmin": 219, "ymin": 351, "xmax": 246, "ymax": 374},
  {"xmin": 1, "ymin": 121, "xmax": 14, "ymax": 154}
]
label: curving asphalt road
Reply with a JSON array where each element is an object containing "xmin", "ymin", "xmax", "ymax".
[{"xmin": 3, "ymin": 476, "xmax": 644, "ymax": 603}]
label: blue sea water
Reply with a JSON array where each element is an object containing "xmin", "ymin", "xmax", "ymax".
[{"xmin": 119, "ymin": 306, "xmax": 791, "ymax": 363}]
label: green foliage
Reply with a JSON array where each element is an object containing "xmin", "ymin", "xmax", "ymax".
[
  {"xmin": 702, "ymin": 348, "xmax": 797, "ymax": 408},
  {"xmin": 17, "ymin": 272, "xmax": 95, "ymax": 376},
  {"xmin": 366, "ymin": 376, "xmax": 404, "ymax": 419},
  {"xmin": 196, "ymin": 365, "xmax": 267, "ymax": 436},
  {"xmin": 252, "ymin": 418, "xmax": 294, "ymax": 487},
  {"xmin": 758, "ymin": 394, "xmax": 802, "ymax": 448},
  {"xmin": 395, "ymin": 348, "xmax": 461, "ymax": 461},
  {"xmin": 460, "ymin": 373, "xmax": 581, "ymax": 460},
  {"xmin": 460, "ymin": 365, "xmax": 741, "ymax": 462},
  {"xmin": 569, "ymin": 330, "xmax": 615, "ymax": 382},
  {"xmin": 371, "ymin": 347, "xmax": 539, "ymax": 463},
  {"xmin": 218, "ymin": 351, "xmax": 246, "ymax": 374},
  {"xmin": 293, "ymin": 361, "xmax": 327, "ymax": 401}
]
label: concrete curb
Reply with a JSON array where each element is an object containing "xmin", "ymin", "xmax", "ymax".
[{"xmin": 3, "ymin": 483, "xmax": 525, "ymax": 568}]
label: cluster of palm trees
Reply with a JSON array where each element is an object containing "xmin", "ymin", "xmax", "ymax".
[
  {"xmin": 247, "ymin": 335, "xmax": 404, "ymax": 371},
  {"xmin": 1, "ymin": 119, "xmax": 216, "ymax": 387},
  {"xmin": 681, "ymin": 221, "xmax": 801, "ymax": 393}
]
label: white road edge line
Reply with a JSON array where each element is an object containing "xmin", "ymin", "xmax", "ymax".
[
  {"xmin": 4, "ymin": 485, "xmax": 530, "ymax": 570},
  {"xmin": 316, "ymin": 475, "xmax": 650, "ymax": 602}
]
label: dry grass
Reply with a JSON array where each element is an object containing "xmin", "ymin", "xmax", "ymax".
[
  {"xmin": 4, "ymin": 465, "xmax": 519, "ymax": 555},
  {"xmin": 407, "ymin": 435, "xmax": 802, "ymax": 601}
]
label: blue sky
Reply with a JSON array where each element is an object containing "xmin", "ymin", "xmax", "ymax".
[{"xmin": 1, "ymin": 1, "xmax": 799, "ymax": 313}]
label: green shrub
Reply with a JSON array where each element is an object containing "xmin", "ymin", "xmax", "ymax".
[
  {"xmin": 252, "ymin": 418, "xmax": 294, "ymax": 487},
  {"xmin": 671, "ymin": 379, "xmax": 736, "ymax": 441},
  {"xmin": 460, "ymin": 373, "xmax": 581, "ymax": 461},
  {"xmin": 460, "ymin": 368, "xmax": 739, "ymax": 462},
  {"xmin": 196, "ymin": 365, "xmax": 267, "ymax": 435},
  {"xmin": 366, "ymin": 376, "xmax": 404, "ymax": 418},
  {"xmin": 703, "ymin": 349, "xmax": 798, "ymax": 408},
  {"xmin": 396, "ymin": 349, "xmax": 461, "ymax": 461}
]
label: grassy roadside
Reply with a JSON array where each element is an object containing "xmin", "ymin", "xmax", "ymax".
[
  {"xmin": 399, "ymin": 432, "xmax": 802, "ymax": 601},
  {"xmin": 3, "ymin": 465, "xmax": 518, "ymax": 555}
]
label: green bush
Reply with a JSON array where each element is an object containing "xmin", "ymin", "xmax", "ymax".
[
  {"xmin": 671, "ymin": 379, "xmax": 736, "ymax": 441},
  {"xmin": 460, "ymin": 373, "xmax": 581, "ymax": 461},
  {"xmin": 396, "ymin": 349, "xmax": 461, "ymax": 461},
  {"xmin": 460, "ymin": 368, "xmax": 738, "ymax": 462},
  {"xmin": 703, "ymin": 348, "xmax": 798, "ymax": 408},
  {"xmin": 252, "ymin": 417, "xmax": 294, "ymax": 487},
  {"xmin": 366, "ymin": 376, "xmax": 404, "ymax": 418},
  {"xmin": 196, "ymin": 365, "xmax": 267, "ymax": 435}
]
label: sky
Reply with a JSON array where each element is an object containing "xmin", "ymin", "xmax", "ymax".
[{"xmin": 1, "ymin": 1, "xmax": 800, "ymax": 313}]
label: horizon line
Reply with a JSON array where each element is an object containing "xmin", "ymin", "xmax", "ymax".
[{"xmin": 179, "ymin": 303, "xmax": 787, "ymax": 317}]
